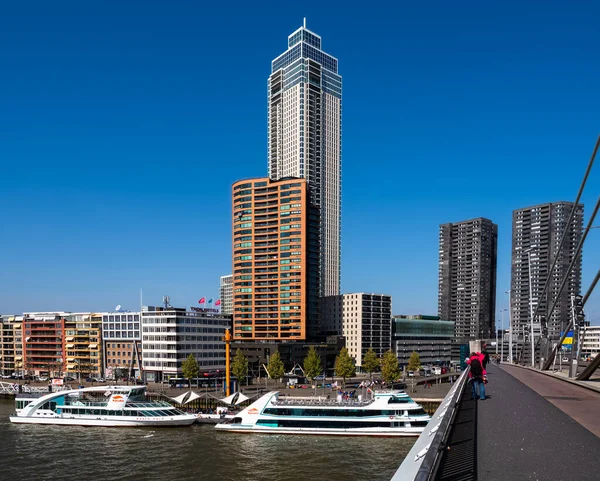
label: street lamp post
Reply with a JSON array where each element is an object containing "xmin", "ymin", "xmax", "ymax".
[
  {"xmin": 524, "ymin": 246, "xmax": 539, "ymax": 367},
  {"xmin": 506, "ymin": 290, "xmax": 513, "ymax": 364},
  {"xmin": 500, "ymin": 309, "xmax": 507, "ymax": 362}
]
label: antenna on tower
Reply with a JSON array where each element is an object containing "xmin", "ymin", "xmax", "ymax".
[
  {"xmin": 163, "ymin": 295, "xmax": 171, "ymax": 309},
  {"xmin": 303, "ymin": 17, "xmax": 306, "ymax": 28}
]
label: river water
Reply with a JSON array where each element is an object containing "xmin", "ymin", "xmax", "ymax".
[{"xmin": 0, "ymin": 400, "xmax": 414, "ymax": 481}]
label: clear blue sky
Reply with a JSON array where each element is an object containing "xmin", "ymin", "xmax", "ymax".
[{"xmin": 2, "ymin": 1, "xmax": 599, "ymax": 323}]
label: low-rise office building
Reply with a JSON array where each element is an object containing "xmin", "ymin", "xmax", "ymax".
[
  {"xmin": 392, "ymin": 315, "xmax": 454, "ymax": 367},
  {"xmin": 581, "ymin": 325, "xmax": 600, "ymax": 359},
  {"xmin": 101, "ymin": 311, "xmax": 142, "ymax": 379},
  {"xmin": 141, "ymin": 306, "xmax": 229, "ymax": 383}
]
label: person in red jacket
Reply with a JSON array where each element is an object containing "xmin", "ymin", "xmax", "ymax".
[{"xmin": 466, "ymin": 352, "xmax": 487, "ymax": 400}]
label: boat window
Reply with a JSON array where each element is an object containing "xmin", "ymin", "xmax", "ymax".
[
  {"xmin": 411, "ymin": 421, "xmax": 429, "ymax": 427},
  {"xmin": 388, "ymin": 397, "xmax": 410, "ymax": 404},
  {"xmin": 262, "ymin": 408, "xmax": 398, "ymax": 417},
  {"xmin": 411, "ymin": 408, "xmax": 427, "ymax": 416}
]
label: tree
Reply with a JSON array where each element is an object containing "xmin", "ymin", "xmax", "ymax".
[
  {"xmin": 362, "ymin": 348, "xmax": 380, "ymax": 383},
  {"xmin": 381, "ymin": 350, "xmax": 401, "ymax": 385},
  {"xmin": 303, "ymin": 346, "xmax": 322, "ymax": 393},
  {"xmin": 267, "ymin": 351, "xmax": 285, "ymax": 382},
  {"xmin": 181, "ymin": 354, "xmax": 199, "ymax": 389},
  {"xmin": 231, "ymin": 349, "xmax": 249, "ymax": 392},
  {"xmin": 407, "ymin": 351, "xmax": 421, "ymax": 373},
  {"xmin": 334, "ymin": 347, "xmax": 356, "ymax": 388}
]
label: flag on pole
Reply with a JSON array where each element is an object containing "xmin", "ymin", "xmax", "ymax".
[
  {"xmin": 199, "ymin": 297, "xmax": 206, "ymax": 304},
  {"xmin": 215, "ymin": 299, "xmax": 221, "ymax": 306},
  {"xmin": 208, "ymin": 298, "xmax": 213, "ymax": 304}
]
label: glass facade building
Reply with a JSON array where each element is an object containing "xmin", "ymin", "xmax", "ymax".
[
  {"xmin": 268, "ymin": 23, "xmax": 341, "ymax": 298},
  {"xmin": 392, "ymin": 315, "xmax": 455, "ymax": 367}
]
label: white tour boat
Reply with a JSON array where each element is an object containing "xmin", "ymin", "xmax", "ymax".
[
  {"xmin": 215, "ymin": 390, "xmax": 431, "ymax": 436},
  {"xmin": 10, "ymin": 385, "xmax": 197, "ymax": 427}
]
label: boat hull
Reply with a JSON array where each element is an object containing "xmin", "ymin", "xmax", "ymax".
[
  {"xmin": 214, "ymin": 424, "xmax": 422, "ymax": 437},
  {"xmin": 10, "ymin": 415, "xmax": 198, "ymax": 427}
]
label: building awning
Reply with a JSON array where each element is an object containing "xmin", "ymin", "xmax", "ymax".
[
  {"xmin": 25, "ymin": 337, "xmax": 30, "ymax": 342},
  {"xmin": 66, "ymin": 343, "xmax": 75, "ymax": 348},
  {"xmin": 7, "ymin": 316, "xmax": 15, "ymax": 321},
  {"xmin": 15, "ymin": 356, "xmax": 23, "ymax": 360},
  {"xmin": 88, "ymin": 343, "xmax": 98, "ymax": 349},
  {"xmin": 66, "ymin": 336, "xmax": 74, "ymax": 341},
  {"xmin": 67, "ymin": 357, "xmax": 75, "ymax": 362},
  {"xmin": 66, "ymin": 364, "xmax": 76, "ymax": 370}
]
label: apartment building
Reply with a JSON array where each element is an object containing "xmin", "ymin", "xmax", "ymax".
[
  {"xmin": 322, "ymin": 293, "xmax": 392, "ymax": 368},
  {"xmin": 0, "ymin": 315, "xmax": 16, "ymax": 376},
  {"xmin": 220, "ymin": 275, "xmax": 233, "ymax": 316},
  {"xmin": 231, "ymin": 177, "xmax": 320, "ymax": 341},
  {"xmin": 511, "ymin": 202, "xmax": 583, "ymax": 340},
  {"xmin": 438, "ymin": 218, "xmax": 498, "ymax": 339},
  {"xmin": 64, "ymin": 313, "xmax": 102, "ymax": 378},
  {"xmin": 22, "ymin": 312, "xmax": 66, "ymax": 377},
  {"xmin": 268, "ymin": 21, "xmax": 342, "ymax": 297}
]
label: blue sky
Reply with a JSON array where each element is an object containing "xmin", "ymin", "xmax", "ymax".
[{"xmin": 2, "ymin": 1, "xmax": 599, "ymax": 324}]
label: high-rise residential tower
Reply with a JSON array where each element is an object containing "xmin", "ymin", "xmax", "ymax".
[
  {"xmin": 267, "ymin": 20, "xmax": 341, "ymax": 298},
  {"xmin": 220, "ymin": 275, "xmax": 233, "ymax": 316},
  {"xmin": 438, "ymin": 218, "xmax": 498, "ymax": 339},
  {"xmin": 232, "ymin": 177, "xmax": 320, "ymax": 341},
  {"xmin": 510, "ymin": 202, "xmax": 583, "ymax": 340},
  {"xmin": 322, "ymin": 293, "xmax": 392, "ymax": 368}
]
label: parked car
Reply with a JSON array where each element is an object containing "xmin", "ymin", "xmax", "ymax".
[
  {"xmin": 93, "ymin": 377, "xmax": 105, "ymax": 383},
  {"xmin": 38, "ymin": 376, "xmax": 49, "ymax": 382},
  {"xmin": 64, "ymin": 376, "xmax": 76, "ymax": 382},
  {"xmin": 432, "ymin": 367, "xmax": 442, "ymax": 375}
]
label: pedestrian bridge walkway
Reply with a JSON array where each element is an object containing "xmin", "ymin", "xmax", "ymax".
[{"xmin": 392, "ymin": 363, "xmax": 600, "ymax": 481}]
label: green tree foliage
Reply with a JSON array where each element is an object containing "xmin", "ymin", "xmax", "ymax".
[
  {"xmin": 335, "ymin": 347, "xmax": 356, "ymax": 388},
  {"xmin": 362, "ymin": 348, "xmax": 380, "ymax": 381},
  {"xmin": 231, "ymin": 349, "xmax": 249, "ymax": 392},
  {"xmin": 267, "ymin": 351, "xmax": 285, "ymax": 380},
  {"xmin": 381, "ymin": 350, "xmax": 401, "ymax": 385},
  {"xmin": 182, "ymin": 354, "xmax": 199, "ymax": 388},
  {"xmin": 407, "ymin": 351, "xmax": 422, "ymax": 373},
  {"xmin": 303, "ymin": 346, "xmax": 322, "ymax": 386}
]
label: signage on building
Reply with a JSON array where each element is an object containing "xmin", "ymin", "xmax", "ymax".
[
  {"xmin": 52, "ymin": 379, "xmax": 64, "ymax": 386},
  {"xmin": 191, "ymin": 307, "xmax": 219, "ymax": 313}
]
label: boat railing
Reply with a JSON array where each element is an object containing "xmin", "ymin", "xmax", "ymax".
[
  {"xmin": 271, "ymin": 397, "xmax": 375, "ymax": 407},
  {"xmin": 126, "ymin": 401, "xmax": 174, "ymax": 408}
]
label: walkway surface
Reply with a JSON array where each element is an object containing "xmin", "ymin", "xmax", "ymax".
[{"xmin": 478, "ymin": 364, "xmax": 600, "ymax": 481}]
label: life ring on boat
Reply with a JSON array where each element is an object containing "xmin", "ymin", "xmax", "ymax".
[{"xmin": 389, "ymin": 416, "xmax": 394, "ymax": 419}]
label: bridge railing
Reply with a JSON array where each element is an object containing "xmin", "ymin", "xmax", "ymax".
[{"xmin": 391, "ymin": 367, "xmax": 470, "ymax": 481}]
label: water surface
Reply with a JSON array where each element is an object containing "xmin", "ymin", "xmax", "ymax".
[{"xmin": 0, "ymin": 400, "xmax": 414, "ymax": 481}]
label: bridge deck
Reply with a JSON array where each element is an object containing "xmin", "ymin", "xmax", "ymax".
[{"xmin": 478, "ymin": 364, "xmax": 600, "ymax": 481}]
